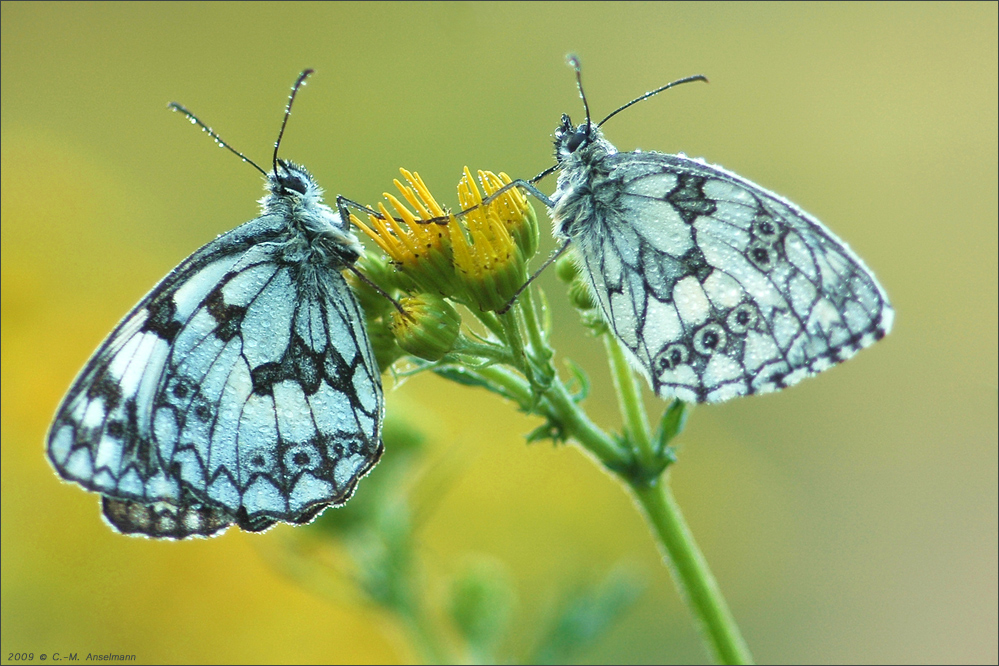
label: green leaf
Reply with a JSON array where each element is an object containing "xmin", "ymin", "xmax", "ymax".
[
  {"xmin": 448, "ymin": 559, "xmax": 515, "ymax": 657},
  {"xmin": 562, "ymin": 357, "xmax": 591, "ymax": 402},
  {"xmin": 527, "ymin": 566, "xmax": 644, "ymax": 665},
  {"xmin": 653, "ymin": 399, "xmax": 690, "ymax": 455}
]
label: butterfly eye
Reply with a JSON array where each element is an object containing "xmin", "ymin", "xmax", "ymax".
[
  {"xmin": 280, "ymin": 174, "xmax": 308, "ymax": 195},
  {"xmin": 566, "ymin": 130, "xmax": 588, "ymax": 153}
]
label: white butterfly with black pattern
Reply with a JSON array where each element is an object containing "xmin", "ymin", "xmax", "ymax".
[
  {"xmin": 46, "ymin": 71, "xmax": 384, "ymax": 538},
  {"xmin": 516, "ymin": 59, "xmax": 893, "ymax": 403}
]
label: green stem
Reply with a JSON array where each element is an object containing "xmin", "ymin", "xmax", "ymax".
[
  {"xmin": 397, "ymin": 603, "xmax": 449, "ymax": 664},
  {"xmin": 497, "ymin": 309, "xmax": 534, "ymax": 386},
  {"xmin": 473, "ymin": 364, "xmax": 535, "ymax": 407},
  {"xmin": 450, "ymin": 337, "xmax": 514, "ymax": 364},
  {"xmin": 518, "ymin": 287, "xmax": 551, "ymax": 363},
  {"xmin": 603, "ymin": 334, "xmax": 655, "ymax": 468},
  {"xmin": 472, "ymin": 362, "xmax": 628, "ymax": 470},
  {"xmin": 631, "ymin": 481, "xmax": 753, "ymax": 665},
  {"xmin": 471, "ymin": 308, "xmax": 506, "ymax": 340},
  {"xmin": 541, "ymin": 377, "xmax": 629, "ymax": 470}
]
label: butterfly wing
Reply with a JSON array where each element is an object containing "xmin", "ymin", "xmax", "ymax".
[
  {"xmin": 47, "ymin": 215, "xmax": 383, "ymax": 538},
  {"xmin": 567, "ymin": 150, "xmax": 893, "ymax": 403}
]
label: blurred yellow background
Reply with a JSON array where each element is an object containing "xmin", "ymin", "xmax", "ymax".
[{"xmin": 2, "ymin": 2, "xmax": 996, "ymax": 663}]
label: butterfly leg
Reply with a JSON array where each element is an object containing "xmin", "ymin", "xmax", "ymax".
[
  {"xmin": 497, "ymin": 239, "xmax": 573, "ymax": 314},
  {"xmin": 464, "ymin": 178, "xmax": 557, "ymax": 215},
  {"xmin": 335, "ymin": 195, "xmax": 389, "ymax": 226}
]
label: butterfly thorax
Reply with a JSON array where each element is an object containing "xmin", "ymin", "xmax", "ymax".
[
  {"xmin": 261, "ymin": 161, "xmax": 363, "ymax": 269},
  {"xmin": 551, "ymin": 120, "xmax": 621, "ymax": 240}
]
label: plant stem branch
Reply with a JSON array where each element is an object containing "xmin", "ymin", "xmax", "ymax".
[
  {"xmin": 470, "ymin": 309, "xmax": 506, "ymax": 340},
  {"xmin": 542, "ymin": 377, "xmax": 629, "ymax": 469},
  {"xmin": 519, "ymin": 287, "xmax": 551, "ymax": 362},
  {"xmin": 470, "ymin": 365, "xmax": 534, "ymax": 406},
  {"xmin": 603, "ymin": 334, "xmax": 655, "ymax": 467},
  {"xmin": 631, "ymin": 481, "xmax": 754, "ymax": 665}
]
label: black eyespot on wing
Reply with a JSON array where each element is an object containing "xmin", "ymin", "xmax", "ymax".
[
  {"xmin": 655, "ymin": 343, "xmax": 688, "ymax": 372},
  {"xmin": 752, "ymin": 215, "xmax": 781, "ymax": 242},
  {"xmin": 748, "ymin": 244, "xmax": 772, "ymax": 270},
  {"xmin": 726, "ymin": 303, "xmax": 759, "ymax": 334},
  {"xmin": 693, "ymin": 324, "xmax": 727, "ymax": 355}
]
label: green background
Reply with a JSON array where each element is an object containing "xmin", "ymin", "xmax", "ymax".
[{"xmin": 2, "ymin": 2, "xmax": 996, "ymax": 663}]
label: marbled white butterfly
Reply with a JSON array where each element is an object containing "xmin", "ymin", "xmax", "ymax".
[
  {"xmin": 515, "ymin": 57, "xmax": 893, "ymax": 403},
  {"xmin": 46, "ymin": 70, "xmax": 384, "ymax": 538}
]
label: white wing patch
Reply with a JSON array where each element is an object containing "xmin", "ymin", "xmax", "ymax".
[
  {"xmin": 47, "ymin": 163, "xmax": 384, "ymax": 538},
  {"xmin": 553, "ymin": 126, "xmax": 893, "ymax": 403}
]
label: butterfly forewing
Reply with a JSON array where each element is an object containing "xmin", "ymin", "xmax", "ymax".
[
  {"xmin": 48, "ymin": 163, "xmax": 384, "ymax": 538},
  {"xmin": 555, "ymin": 128, "xmax": 892, "ymax": 403}
]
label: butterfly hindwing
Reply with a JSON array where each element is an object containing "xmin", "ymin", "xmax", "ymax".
[{"xmin": 553, "ymin": 124, "xmax": 892, "ymax": 403}]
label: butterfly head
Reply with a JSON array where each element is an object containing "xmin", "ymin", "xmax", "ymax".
[
  {"xmin": 262, "ymin": 160, "xmax": 362, "ymax": 261},
  {"xmin": 269, "ymin": 159, "xmax": 319, "ymax": 199},
  {"xmin": 553, "ymin": 114, "xmax": 616, "ymax": 167}
]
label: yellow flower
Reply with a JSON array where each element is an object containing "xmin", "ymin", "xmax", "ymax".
[
  {"xmin": 350, "ymin": 169, "xmax": 458, "ymax": 298},
  {"xmin": 451, "ymin": 168, "xmax": 529, "ymax": 312},
  {"xmin": 458, "ymin": 169, "xmax": 538, "ymax": 260},
  {"xmin": 353, "ymin": 167, "xmax": 535, "ymax": 312}
]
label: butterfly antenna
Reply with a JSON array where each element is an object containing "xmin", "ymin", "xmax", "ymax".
[
  {"xmin": 169, "ymin": 102, "xmax": 267, "ymax": 177},
  {"xmin": 567, "ymin": 54, "xmax": 593, "ymax": 140},
  {"xmin": 273, "ymin": 68, "xmax": 315, "ymax": 175},
  {"xmin": 597, "ymin": 74, "xmax": 708, "ymax": 128}
]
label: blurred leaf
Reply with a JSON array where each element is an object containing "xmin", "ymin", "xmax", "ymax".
[
  {"xmin": 448, "ymin": 558, "xmax": 516, "ymax": 661},
  {"xmin": 527, "ymin": 566, "xmax": 645, "ymax": 665},
  {"xmin": 350, "ymin": 500, "xmax": 416, "ymax": 611}
]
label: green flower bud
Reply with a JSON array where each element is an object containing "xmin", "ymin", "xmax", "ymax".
[
  {"xmin": 348, "ymin": 253, "xmax": 397, "ymax": 319},
  {"xmin": 391, "ymin": 294, "xmax": 461, "ymax": 361},
  {"xmin": 568, "ymin": 278, "xmax": 597, "ymax": 311},
  {"xmin": 364, "ymin": 315, "xmax": 404, "ymax": 373},
  {"xmin": 555, "ymin": 252, "xmax": 581, "ymax": 283}
]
